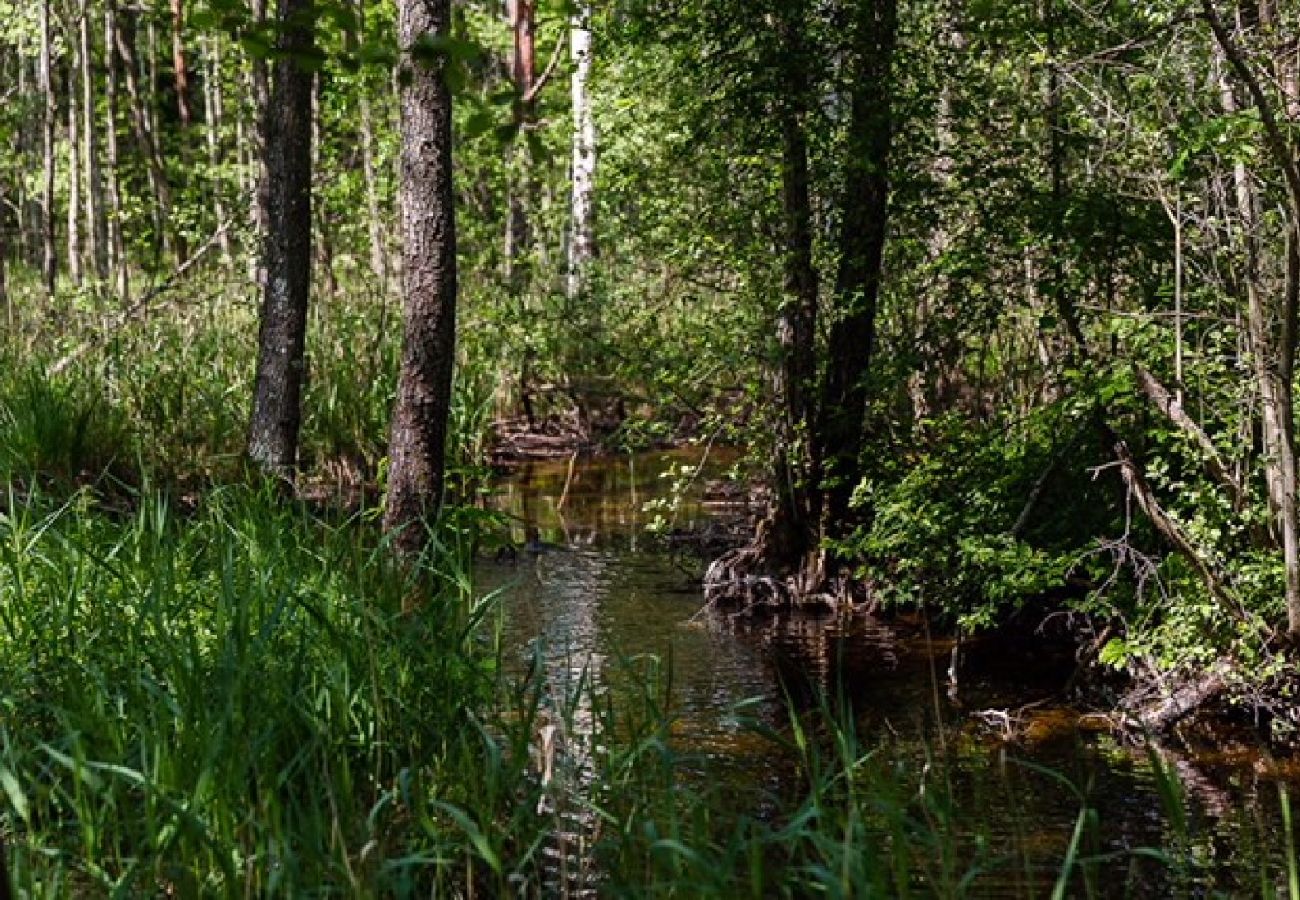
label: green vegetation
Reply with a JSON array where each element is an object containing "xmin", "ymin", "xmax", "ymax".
[{"xmin": 2, "ymin": 0, "xmax": 1300, "ymax": 892}]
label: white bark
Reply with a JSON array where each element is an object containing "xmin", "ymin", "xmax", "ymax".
[
  {"xmin": 201, "ymin": 34, "xmax": 232, "ymax": 264},
  {"xmin": 567, "ymin": 2, "xmax": 596, "ymax": 300},
  {"xmin": 40, "ymin": 0, "xmax": 56, "ymax": 294},
  {"xmin": 81, "ymin": 0, "xmax": 107, "ymax": 281}
]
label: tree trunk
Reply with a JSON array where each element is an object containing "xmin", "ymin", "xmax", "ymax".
[
  {"xmin": 66, "ymin": 65, "xmax": 83, "ymax": 288},
  {"xmin": 105, "ymin": 0, "xmax": 129, "ymax": 297},
  {"xmin": 817, "ymin": 0, "xmax": 897, "ymax": 541},
  {"xmin": 116, "ymin": 8, "xmax": 176, "ymax": 262},
  {"xmin": 311, "ymin": 71, "xmax": 337, "ymax": 298},
  {"xmin": 1206, "ymin": 8, "xmax": 1300, "ymax": 635},
  {"xmin": 80, "ymin": 0, "xmax": 107, "ymax": 282},
  {"xmin": 39, "ymin": 0, "xmax": 57, "ymax": 295},
  {"xmin": 247, "ymin": 0, "xmax": 315, "ymax": 482},
  {"xmin": 384, "ymin": 0, "xmax": 459, "ymax": 557},
  {"xmin": 358, "ymin": 88, "xmax": 387, "ymax": 288},
  {"xmin": 201, "ymin": 34, "xmax": 232, "ymax": 264},
  {"xmin": 567, "ymin": 1, "xmax": 597, "ymax": 300},
  {"xmin": 503, "ymin": 0, "xmax": 537, "ymax": 288},
  {"xmin": 767, "ymin": 0, "xmax": 819, "ymax": 567},
  {"xmin": 355, "ymin": 1, "xmax": 387, "ymax": 291},
  {"xmin": 912, "ymin": 0, "xmax": 965, "ymax": 420},
  {"xmin": 247, "ymin": 0, "xmax": 271, "ymax": 289},
  {"xmin": 170, "ymin": 0, "xmax": 192, "ymax": 127}
]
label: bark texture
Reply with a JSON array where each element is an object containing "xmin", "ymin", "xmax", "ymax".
[
  {"xmin": 247, "ymin": 0, "xmax": 315, "ymax": 481},
  {"xmin": 817, "ymin": 0, "xmax": 897, "ymax": 541},
  {"xmin": 383, "ymin": 0, "xmax": 459, "ymax": 556},
  {"xmin": 40, "ymin": 0, "xmax": 56, "ymax": 295},
  {"xmin": 1204, "ymin": 0, "xmax": 1300, "ymax": 635},
  {"xmin": 567, "ymin": 1, "xmax": 597, "ymax": 300}
]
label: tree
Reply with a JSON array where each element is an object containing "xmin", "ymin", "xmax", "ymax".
[
  {"xmin": 39, "ymin": 0, "xmax": 55, "ymax": 295},
  {"xmin": 816, "ymin": 0, "xmax": 897, "ymax": 547},
  {"xmin": 383, "ymin": 0, "xmax": 459, "ymax": 556},
  {"xmin": 567, "ymin": 0, "xmax": 596, "ymax": 300},
  {"xmin": 706, "ymin": 0, "xmax": 897, "ymax": 604},
  {"xmin": 1202, "ymin": 0, "xmax": 1300, "ymax": 636},
  {"xmin": 247, "ymin": 0, "xmax": 316, "ymax": 483}
]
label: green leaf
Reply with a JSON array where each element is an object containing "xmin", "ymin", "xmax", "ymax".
[{"xmin": 0, "ymin": 768, "xmax": 29, "ymax": 824}]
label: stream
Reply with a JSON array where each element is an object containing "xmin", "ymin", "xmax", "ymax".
[{"xmin": 479, "ymin": 450, "xmax": 1299, "ymax": 896}]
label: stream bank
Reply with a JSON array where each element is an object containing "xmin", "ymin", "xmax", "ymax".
[{"xmin": 478, "ymin": 449, "xmax": 1300, "ymax": 896}]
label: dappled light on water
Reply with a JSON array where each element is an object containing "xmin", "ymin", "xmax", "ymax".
[{"xmin": 481, "ymin": 451, "xmax": 1300, "ymax": 897}]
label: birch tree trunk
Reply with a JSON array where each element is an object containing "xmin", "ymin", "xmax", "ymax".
[
  {"xmin": 311, "ymin": 72, "xmax": 337, "ymax": 298},
  {"xmin": 116, "ymin": 8, "xmax": 176, "ymax": 261},
  {"xmin": 105, "ymin": 0, "xmax": 129, "ymax": 297},
  {"xmin": 81, "ymin": 0, "xmax": 107, "ymax": 282},
  {"xmin": 358, "ymin": 88, "xmax": 387, "ymax": 288},
  {"xmin": 355, "ymin": 0, "xmax": 387, "ymax": 290},
  {"xmin": 201, "ymin": 34, "xmax": 232, "ymax": 264},
  {"xmin": 384, "ymin": 0, "xmax": 458, "ymax": 557},
  {"xmin": 40, "ymin": 0, "xmax": 57, "ymax": 295},
  {"xmin": 66, "ymin": 66, "xmax": 84, "ymax": 288},
  {"xmin": 247, "ymin": 0, "xmax": 271, "ymax": 289},
  {"xmin": 567, "ymin": 0, "xmax": 596, "ymax": 300}
]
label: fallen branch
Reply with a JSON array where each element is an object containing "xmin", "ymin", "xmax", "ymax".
[
  {"xmin": 48, "ymin": 221, "xmax": 231, "ymax": 377},
  {"xmin": 1134, "ymin": 365, "xmax": 1245, "ymax": 510},
  {"xmin": 1112, "ymin": 439, "xmax": 1247, "ymax": 621}
]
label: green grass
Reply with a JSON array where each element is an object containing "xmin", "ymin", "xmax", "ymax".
[
  {"xmin": 0, "ymin": 282, "xmax": 1293, "ymax": 897},
  {"xmin": 0, "ymin": 485, "xmax": 510, "ymax": 895}
]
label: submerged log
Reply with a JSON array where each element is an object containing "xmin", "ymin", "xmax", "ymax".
[{"xmin": 1130, "ymin": 658, "xmax": 1233, "ymax": 733}]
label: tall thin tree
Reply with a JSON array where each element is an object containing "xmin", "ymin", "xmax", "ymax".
[
  {"xmin": 567, "ymin": 0, "xmax": 597, "ymax": 300},
  {"xmin": 247, "ymin": 0, "xmax": 315, "ymax": 482},
  {"xmin": 39, "ymin": 0, "xmax": 56, "ymax": 294}
]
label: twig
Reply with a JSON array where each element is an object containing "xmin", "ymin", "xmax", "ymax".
[{"xmin": 48, "ymin": 221, "xmax": 231, "ymax": 376}]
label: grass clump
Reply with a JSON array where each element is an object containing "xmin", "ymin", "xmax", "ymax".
[{"xmin": 0, "ymin": 485, "xmax": 503, "ymax": 896}]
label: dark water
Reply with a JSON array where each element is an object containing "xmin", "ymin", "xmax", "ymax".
[{"xmin": 479, "ymin": 450, "xmax": 1300, "ymax": 897}]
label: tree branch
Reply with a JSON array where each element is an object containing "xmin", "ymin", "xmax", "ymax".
[
  {"xmin": 522, "ymin": 29, "xmax": 567, "ymax": 106},
  {"xmin": 1134, "ymin": 366, "xmax": 1246, "ymax": 510}
]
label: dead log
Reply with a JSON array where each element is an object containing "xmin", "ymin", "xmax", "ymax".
[{"xmin": 1132, "ymin": 658, "xmax": 1233, "ymax": 733}]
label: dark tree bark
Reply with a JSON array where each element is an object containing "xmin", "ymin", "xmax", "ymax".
[
  {"xmin": 383, "ymin": 0, "xmax": 459, "ymax": 557},
  {"xmin": 247, "ymin": 0, "xmax": 315, "ymax": 482},
  {"xmin": 817, "ymin": 0, "xmax": 897, "ymax": 541},
  {"xmin": 767, "ymin": 0, "xmax": 820, "ymax": 567}
]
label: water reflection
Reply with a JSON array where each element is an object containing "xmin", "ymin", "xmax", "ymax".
[{"xmin": 480, "ymin": 450, "xmax": 1300, "ymax": 896}]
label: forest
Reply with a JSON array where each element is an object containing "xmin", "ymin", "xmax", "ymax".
[{"xmin": 2, "ymin": 0, "xmax": 1300, "ymax": 894}]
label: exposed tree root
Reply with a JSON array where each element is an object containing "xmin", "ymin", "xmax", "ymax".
[{"xmin": 702, "ymin": 513, "xmax": 869, "ymax": 616}]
